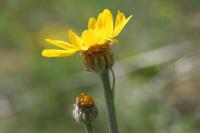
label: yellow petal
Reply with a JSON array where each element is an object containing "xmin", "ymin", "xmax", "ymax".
[
  {"xmin": 45, "ymin": 39, "xmax": 75, "ymax": 49},
  {"xmin": 68, "ymin": 30, "xmax": 82, "ymax": 49},
  {"xmin": 96, "ymin": 13, "xmax": 104, "ymax": 30},
  {"xmin": 112, "ymin": 15, "xmax": 132, "ymax": 37},
  {"xmin": 115, "ymin": 11, "xmax": 126, "ymax": 28},
  {"xmin": 41, "ymin": 49, "xmax": 77, "ymax": 57},
  {"xmin": 88, "ymin": 18, "xmax": 96, "ymax": 29},
  {"xmin": 81, "ymin": 30, "xmax": 99, "ymax": 48},
  {"xmin": 102, "ymin": 9, "xmax": 113, "ymax": 35}
]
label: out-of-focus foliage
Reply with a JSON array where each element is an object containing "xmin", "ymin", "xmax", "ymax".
[{"xmin": 0, "ymin": 0, "xmax": 200, "ymax": 133}]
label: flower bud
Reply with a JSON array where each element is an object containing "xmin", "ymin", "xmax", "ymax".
[
  {"xmin": 81, "ymin": 44, "xmax": 114, "ymax": 73},
  {"xmin": 73, "ymin": 93, "xmax": 98, "ymax": 126}
]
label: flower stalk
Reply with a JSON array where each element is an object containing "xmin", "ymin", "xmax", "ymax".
[
  {"xmin": 84, "ymin": 123, "xmax": 95, "ymax": 133},
  {"xmin": 99, "ymin": 69, "xmax": 119, "ymax": 133}
]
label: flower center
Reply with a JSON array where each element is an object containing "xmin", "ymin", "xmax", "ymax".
[{"xmin": 76, "ymin": 93, "xmax": 94, "ymax": 107}]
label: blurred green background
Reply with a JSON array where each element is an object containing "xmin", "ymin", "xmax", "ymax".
[{"xmin": 0, "ymin": 0, "xmax": 200, "ymax": 133}]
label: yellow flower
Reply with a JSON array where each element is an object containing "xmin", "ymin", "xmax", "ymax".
[
  {"xmin": 82, "ymin": 9, "xmax": 132, "ymax": 46},
  {"xmin": 41, "ymin": 9, "xmax": 132, "ymax": 58}
]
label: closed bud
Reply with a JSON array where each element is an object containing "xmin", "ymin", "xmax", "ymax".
[{"xmin": 73, "ymin": 93, "xmax": 98, "ymax": 126}]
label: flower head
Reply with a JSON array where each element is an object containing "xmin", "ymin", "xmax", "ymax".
[
  {"xmin": 41, "ymin": 9, "xmax": 132, "ymax": 58},
  {"xmin": 73, "ymin": 93, "xmax": 98, "ymax": 125},
  {"xmin": 81, "ymin": 44, "xmax": 114, "ymax": 73}
]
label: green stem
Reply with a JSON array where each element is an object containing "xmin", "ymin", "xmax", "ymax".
[
  {"xmin": 100, "ymin": 70, "xmax": 119, "ymax": 133},
  {"xmin": 110, "ymin": 68, "xmax": 115, "ymax": 99},
  {"xmin": 84, "ymin": 123, "xmax": 95, "ymax": 133}
]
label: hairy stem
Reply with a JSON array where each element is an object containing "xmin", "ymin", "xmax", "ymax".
[{"xmin": 100, "ymin": 70, "xmax": 119, "ymax": 133}]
